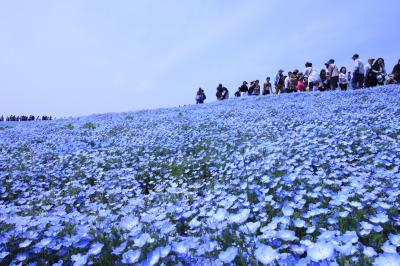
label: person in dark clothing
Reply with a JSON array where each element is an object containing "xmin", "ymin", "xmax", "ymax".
[
  {"xmin": 263, "ymin": 77, "xmax": 272, "ymax": 95},
  {"xmin": 216, "ymin": 84, "xmax": 229, "ymax": 100},
  {"xmin": 195, "ymin": 87, "xmax": 206, "ymax": 104},
  {"xmin": 248, "ymin": 81, "xmax": 255, "ymax": 95},
  {"xmin": 319, "ymin": 69, "xmax": 329, "ymax": 91},
  {"xmin": 370, "ymin": 58, "xmax": 387, "ymax": 86},
  {"xmin": 252, "ymin": 80, "xmax": 261, "ymax": 96},
  {"xmin": 364, "ymin": 58, "xmax": 375, "ymax": 88},
  {"xmin": 391, "ymin": 59, "xmax": 400, "ymax": 84},
  {"xmin": 234, "ymin": 90, "xmax": 241, "ymax": 97},
  {"xmin": 238, "ymin": 81, "xmax": 249, "ymax": 96},
  {"xmin": 274, "ymin": 70, "xmax": 285, "ymax": 94}
]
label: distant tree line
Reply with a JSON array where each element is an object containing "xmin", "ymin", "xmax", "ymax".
[{"xmin": 0, "ymin": 115, "xmax": 54, "ymax": 122}]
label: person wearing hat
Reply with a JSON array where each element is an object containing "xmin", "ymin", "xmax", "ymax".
[
  {"xmin": 274, "ymin": 69, "xmax": 285, "ymax": 94},
  {"xmin": 327, "ymin": 59, "xmax": 339, "ymax": 90},
  {"xmin": 239, "ymin": 81, "xmax": 249, "ymax": 96},
  {"xmin": 364, "ymin": 58, "xmax": 375, "ymax": 87},
  {"xmin": 352, "ymin": 54, "xmax": 365, "ymax": 89}
]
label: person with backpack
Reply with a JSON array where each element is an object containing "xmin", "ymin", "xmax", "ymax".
[
  {"xmin": 274, "ymin": 70, "xmax": 285, "ymax": 94},
  {"xmin": 352, "ymin": 54, "xmax": 365, "ymax": 89},
  {"xmin": 364, "ymin": 58, "xmax": 375, "ymax": 87},
  {"xmin": 195, "ymin": 88, "xmax": 206, "ymax": 104},
  {"xmin": 327, "ymin": 59, "xmax": 339, "ymax": 90},
  {"xmin": 263, "ymin": 77, "xmax": 272, "ymax": 95}
]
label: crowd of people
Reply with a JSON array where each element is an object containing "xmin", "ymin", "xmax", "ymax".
[
  {"xmin": 0, "ymin": 115, "xmax": 54, "ymax": 122},
  {"xmin": 195, "ymin": 55, "xmax": 400, "ymax": 103}
]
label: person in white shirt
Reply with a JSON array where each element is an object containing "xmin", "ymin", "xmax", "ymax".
[
  {"xmin": 352, "ymin": 54, "xmax": 365, "ymax": 89},
  {"xmin": 338, "ymin": 67, "xmax": 348, "ymax": 90},
  {"xmin": 284, "ymin": 71, "xmax": 292, "ymax": 93},
  {"xmin": 304, "ymin": 62, "xmax": 320, "ymax": 91},
  {"xmin": 364, "ymin": 58, "xmax": 375, "ymax": 87}
]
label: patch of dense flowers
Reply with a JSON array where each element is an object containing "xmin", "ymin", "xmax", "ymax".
[{"xmin": 0, "ymin": 86, "xmax": 400, "ymax": 265}]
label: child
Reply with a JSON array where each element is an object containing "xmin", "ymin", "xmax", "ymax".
[{"xmin": 339, "ymin": 67, "xmax": 348, "ymax": 90}]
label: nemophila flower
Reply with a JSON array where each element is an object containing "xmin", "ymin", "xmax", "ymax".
[
  {"xmin": 119, "ymin": 216, "xmax": 139, "ymax": 231},
  {"xmin": 254, "ymin": 244, "xmax": 279, "ymax": 265},
  {"xmin": 370, "ymin": 212, "xmax": 389, "ymax": 224},
  {"xmin": 121, "ymin": 250, "xmax": 141, "ymax": 264},
  {"xmin": 307, "ymin": 242, "xmax": 335, "ymax": 262},
  {"xmin": 134, "ymin": 233, "xmax": 151, "ymax": 247},
  {"xmin": 218, "ymin": 246, "xmax": 238, "ymax": 263},
  {"xmin": 282, "ymin": 205, "xmax": 294, "ymax": 216},
  {"xmin": 35, "ymin": 237, "xmax": 53, "ymax": 249},
  {"xmin": 373, "ymin": 253, "xmax": 400, "ymax": 266},
  {"xmin": 19, "ymin": 239, "xmax": 32, "ymax": 248},
  {"xmin": 71, "ymin": 253, "xmax": 88, "ymax": 266},
  {"xmin": 388, "ymin": 234, "xmax": 400, "ymax": 247},
  {"xmin": 53, "ymin": 260, "xmax": 64, "ymax": 266},
  {"xmin": 381, "ymin": 240, "xmax": 397, "ymax": 253},
  {"xmin": 306, "ymin": 225, "xmax": 316, "ymax": 234},
  {"xmin": 240, "ymin": 221, "xmax": 260, "ymax": 234},
  {"xmin": 291, "ymin": 245, "xmax": 306, "ymax": 255},
  {"xmin": 294, "ymin": 218, "xmax": 306, "ymax": 228},
  {"xmin": 276, "ymin": 230, "xmax": 297, "ymax": 241},
  {"xmin": 173, "ymin": 241, "xmax": 190, "ymax": 254},
  {"xmin": 228, "ymin": 209, "xmax": 250, "ymax": 224},
  {"xmin": 0, "ymin": 251, "xmax": 9, "ymax": 260},
  {"xmin": 16, "ymin": 252, "xmax": 29, "ymax": 262},
  {"xmin": 159, "ymin": 245, "xmax": 171, "ymax": 258},
  {"xmin": 88, "ymin": 242, "xmax": 103, "ymax": 256},
  {"xmin": 363, "ymin": 246, "xmax": 378, "ymax": 257},
  {"xmin": 112, "ymin": 241, "xmax": 127, "ymax": 255}
]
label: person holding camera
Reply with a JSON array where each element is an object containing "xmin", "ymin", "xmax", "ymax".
[{"xmin": 370, "ymin": 58, "xmax": 387, "ymax": 86}]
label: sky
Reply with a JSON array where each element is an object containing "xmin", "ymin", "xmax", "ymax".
[{"xmin": 0, "ymin": 0, "xmax": 399, "ymax": 117}]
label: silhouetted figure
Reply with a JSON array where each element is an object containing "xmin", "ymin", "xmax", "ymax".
[
  {"xmin": 216, "ymin": 84, "xmax": 229, "ymax": 100},
  {"xmin": 392, "ymin": 59, "xmax": 400, "ymax": 84},
  {"xmin": 238, "ymin": 81, "xmax": 248, "ymax": 96},
  {"xmin": 263, "ymin": 77, "xmax": 272, "ymax": 95},
  {"xmin": 352, "ymin": 54, "xmax": 365, "ymax": 89},
  {"xmin": 195, "ymin": 88, "xmax": 206, "ymax": 104}
]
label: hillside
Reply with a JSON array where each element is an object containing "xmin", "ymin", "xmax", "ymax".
[{"xmin": 1, "ymin": 86, "xmax": 400, "ymax": 265}]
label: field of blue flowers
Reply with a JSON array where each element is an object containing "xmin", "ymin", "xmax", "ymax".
[{"xmin": 1, "ymin": 86, "xmax": 400, "ymax": 265}]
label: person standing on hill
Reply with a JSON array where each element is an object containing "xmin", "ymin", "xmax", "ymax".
[
  {"xmin": 327, "ymin": 59, "xmax": 339, "ymax": 90},
  {"xmin": 284, "ymin": 72, "xmax": 292, "ymax": 93},
  {"xmin": 263, "ymin": 77, "xmax": 272, "ymax": 95},
  {"xmin": 216, "ymin": 84, "xmax": 228, "ymax": 100},
  {"xmin": 319, "ymin": 69, "xmax": 329, "ymax": 91},
  {"xmin": 391, "ymin": 59, "xmax": 400, "ymax": 84},
  {"xmin": 352, "ymin": 54, "xmax": 365, "ymax": 89},
  {"xmin": 304, "ymin": 62, "xmax": 320, "ymax": 91},
  {"xmin": 339, "ymin": 67, "xmax": 348, "ymax": 90},
  {"xmin": 364, "ymin": 58, "xmax": 375, "ymax": 87},
  {"xmin": 239, "ymin": 81, "xmax": 249, "ymax": 96},
  {"xmin": 371, "ymin": 58, "xmax": 387, "ymax": 86},
  {"xmin": 252, "ymin": 80, "xmax": 261, "ymax": 96},
  {"xmin": 195, "ymin": 88, "xmax": 206, "ymax": 104},
  {"xmin": 274, "ymin": 69, "xmax": 285, "ymax": 94}
]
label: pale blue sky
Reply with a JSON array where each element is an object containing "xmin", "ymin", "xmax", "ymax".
[{"xmin": 0, "ymin": 0, "xmax": 399, "ymax": 117}]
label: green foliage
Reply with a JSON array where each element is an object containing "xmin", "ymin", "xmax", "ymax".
[
  {"xmin": 65, "ymin": 123, "xmax": 74, "ymax": 130},
  {"xmin": 83, "ymin": 122, "xmax": 96, "ymax": 130}
]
